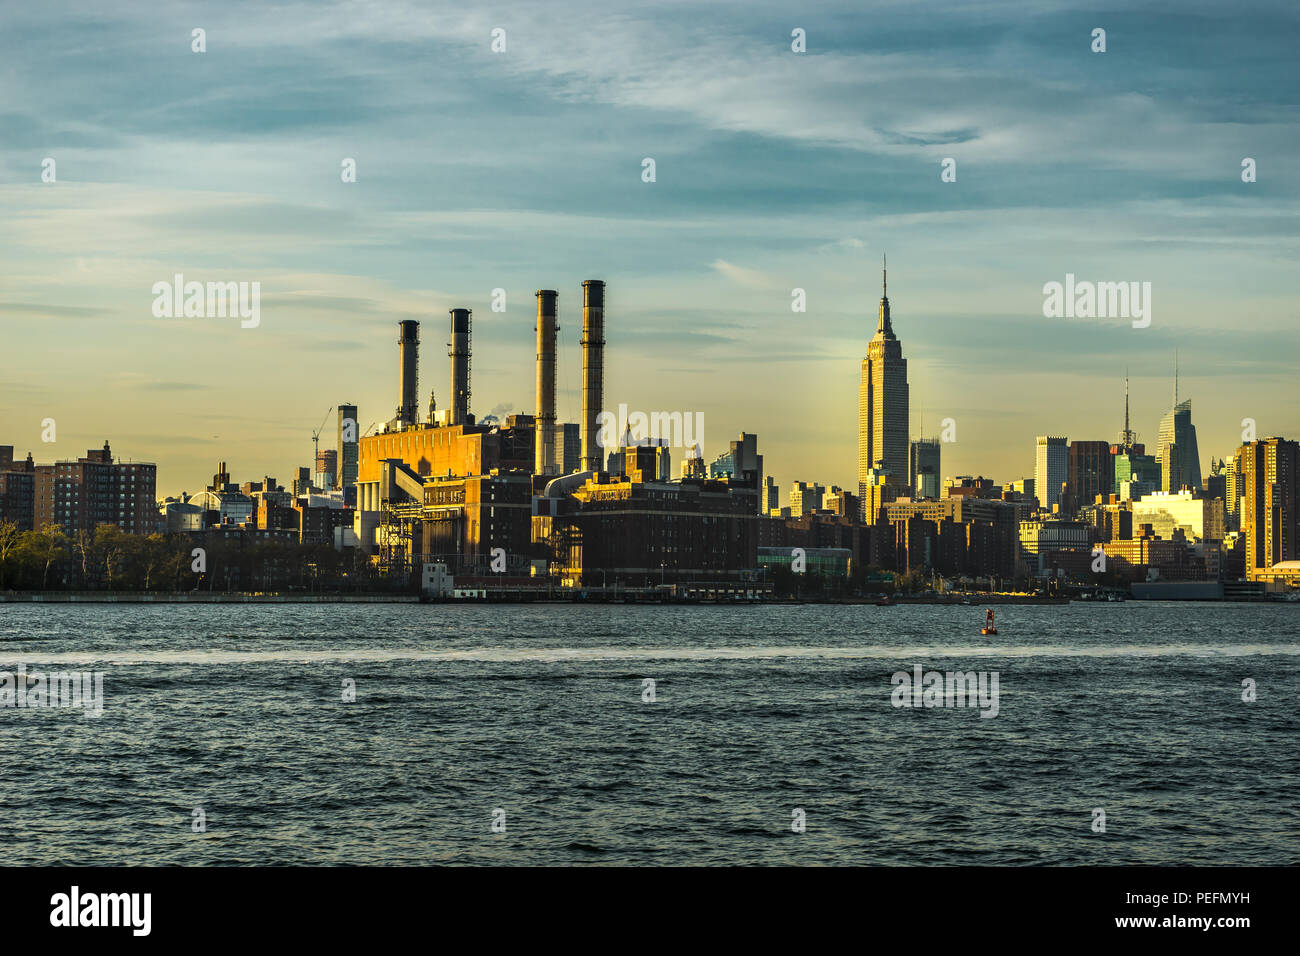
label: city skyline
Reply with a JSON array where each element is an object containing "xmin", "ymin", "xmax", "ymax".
[{"xmin": 2, "ymin": 0, "xmax": 1298, "ymax": 498}]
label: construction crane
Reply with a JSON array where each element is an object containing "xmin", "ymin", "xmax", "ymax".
[{"xmin": 311, "ymin": 406, "xmax": 334, "ymax": 481}]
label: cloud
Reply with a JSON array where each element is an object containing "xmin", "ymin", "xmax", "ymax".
[{"xmin": 710, "ymin": 259, "xmax": 777, "ymax": 289}]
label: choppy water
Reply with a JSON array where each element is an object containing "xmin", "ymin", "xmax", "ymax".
[{"xmin": 1, "ymin": 602, "xmax": 1296, "ymax": 865}]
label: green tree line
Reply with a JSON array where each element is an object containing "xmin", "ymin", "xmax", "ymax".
[{"xmin": 0, "ymin": 520, "xmax": 402, "ymax": 592}]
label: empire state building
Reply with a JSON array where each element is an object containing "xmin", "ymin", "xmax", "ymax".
[{"xmin": 858, "ymin": 260, "xmax": 910, "ymax": 507}]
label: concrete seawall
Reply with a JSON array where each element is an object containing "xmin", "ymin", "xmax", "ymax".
[{"xmin": 0, "ymin": 592, "xmax": 420, "ymax": 604}]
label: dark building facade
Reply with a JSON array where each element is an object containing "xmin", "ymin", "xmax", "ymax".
[
  {"xmin": 26, "ymin": 442, "xmax": 158, "ymax": 536},
  {"xmin": 1068, "ymin": 440, "xmax": 1115, "ymax": 510},
  {"xmin": 0, "ymin": 446, "xmax": 37, "ymax": 531},
  {"xmin": 535, "ymin": 475, "xmax": 758, "ymax": 588}
]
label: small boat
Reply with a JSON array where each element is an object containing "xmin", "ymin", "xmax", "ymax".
[{"xmin": 980, "ymin": 609, "xmax": 997, "ymax": 635}]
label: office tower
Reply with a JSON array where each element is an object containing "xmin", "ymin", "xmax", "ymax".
[
  {"xmin": 1239, "ymin": 438, "xmax": 1299, "ymax": 577},
  {"xmin": 729, "ymin": 433, "xmax": 763, "ymax": 512},
  {"xmin": 211, "ymin": 462, "xmax": 233, "ymax": 492},
  {"xmin": 790, "ymin": 481, "xmax": 825, "ymax": 516},
  {"xmin": 1035, "ymin": 436, "xmax": 1068, "ymax": 512},
  {"xmin": 1157, "ymin": 401, "xmax": 1202, "ymax": 493},
  {"xmin": 763, "ymin": 475, "xmax": 779, "ymax": 513},
  {"xmin": 556, "ymin": 423, "xmax": 582, "ymax": 474},
  {"xmin": 910, "ymin": 438, "xmax": 941, "ymax": 500},
  {"xmin": 337, "ymin": 403, "xmax": 358, "ymax": 504},
  {"xmin": 858, "ymin": 258, "xmax": 910, "ymax": 504},
  {"xmin": 1068, "ymin": 441, "xmax": 1114, "ymax": 508},
  {"xmin": 861, "ymin": 462, "xmax": 899, "ymax": 523},
  {"xmin": 1224, "ymin": 453, "xmax": 1244, "ymax": 531}
]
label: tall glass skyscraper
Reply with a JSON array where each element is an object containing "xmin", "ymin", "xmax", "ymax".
[
  {"xmin": 1156, "ymin": 400, "xmax": 1202, "ymax": 493},
  {"xmin": 858, "ymin": 261, "xmax": 910, "ymax": 515}
]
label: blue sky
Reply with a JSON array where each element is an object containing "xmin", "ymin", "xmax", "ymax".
[{"xmin": 2, "ymin": 0, "xmax": 1297, "ymax": 497}]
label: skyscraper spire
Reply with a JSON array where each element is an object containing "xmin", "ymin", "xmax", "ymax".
[
  {"xmin": 1174, "ymin": 351, "xmax": 1179, "ymax": 407},
  {"xmin": 876, "ymin": 253, "xmax": 893, "ymax": 337}
]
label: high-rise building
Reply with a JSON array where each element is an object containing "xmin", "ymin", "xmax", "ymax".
[
  {"xmin": 1238, "ymin": 438, "xmax": 1299, "ymax": 578},
  {"xmin": 861, "ymin": 462, "xmax": 900, "ymax": 524},
  {"xmin": 910, "ymin": 438, "xmax": 941, "ymax": 500},
  {"xmin": 1131, "ymin": 490, "xmax": 1225, "ymax": 543},
  {"xmin": 790, "ymin": 481, "xmax": 825, "ymax": 516},
  {"xmin": 315, "ymin": 448, "xmax": 338, "ymax": 490},
  {"xmin": 1157, "ymin": 401, "xmax": 1202, "ymax": 493},
  {"xmin": 337, "ymin": 403, "xmax": 359, "ymax": 505},
  {"xmin": 763, "ymin": 475, "xmax": 779, "ymax": 513},
  {"xmin": 1035, "ymin": 436, "xmax": 1068, "ymax": 513},
  {"xmin": 556, "ymin": 423, "xmax": 581, "ymax": 474},
  {"xmin": 729, "ymin": 433, "xmax": 763, "ymax": 513},
  {"xmin": 858, "ymin": 260, "xmax": 910, "ymax": 505},
  {"xmin": 1224, "ymin": 452, "xmax": 1244, "ymax": 531},
  {"xmin": 1067, "ymin": 440, "xmax": 1114, "ymax": 509},
  {"xmin": 0, "ymin": 446, "xmax": 37, "ymax": 531},
  {"xmin": 680, "ymin": 443, "xmax": 706, "ymax": 480},
  {"xmin": 31, "ymin": 442, "xmax": 158, "ymax": 536},
  {"xmin": 825, "ymin": 486, "xmax": 860, "ymax": 519}
]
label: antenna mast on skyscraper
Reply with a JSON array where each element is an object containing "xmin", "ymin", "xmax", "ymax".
[{"xmin": 1124, "ymin": 369, "xmax": 1131, "ymax": 450}]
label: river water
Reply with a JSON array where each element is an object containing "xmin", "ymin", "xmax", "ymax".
[{"xmin": 0, "ymin": 602, "xmax": 1295, "ymax": 865}]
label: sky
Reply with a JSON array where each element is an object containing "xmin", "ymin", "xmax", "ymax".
[{"xmin": 2, "ymin": 0, "xmax": 1298, "ymax": 500}]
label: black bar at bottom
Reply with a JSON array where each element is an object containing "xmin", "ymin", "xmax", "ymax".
[{"xmin": 3, "ymin": 866, "xmax": 1279, "ymax": 942}]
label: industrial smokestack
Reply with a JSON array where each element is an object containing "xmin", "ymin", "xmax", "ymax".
[
  {"xmin": 580, "ymin": 280, "xmax": 605, "ymax": 472},
  {"xmin": 448, "ymin": 308, "xmax": 471, "ymax": 426},
  {"xmin": 396, "ymin": 320, "xmax": 419, "ymax": 427},
  {"xmin": 535, "ymin": 290, "xmax": 558, "ymax": 475}
]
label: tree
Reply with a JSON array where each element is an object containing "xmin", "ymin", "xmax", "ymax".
[
  {"xmin": 0, "ymin": 519, "xmax": 23, "ymax": 589},
  {"xmin": 18, "ymin": 524, "xmax": 67, "ymax": 590},
  {"xmin": 136, "ymin": 534, "xmax": 171, "ymax": 591},
  {"xmin": 96, "ymin": 524, "xmax": 132, "ymax": 590},
  {"xmin": 73, "ymin": 529, "xmax": 96, "ymax": 588}
]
